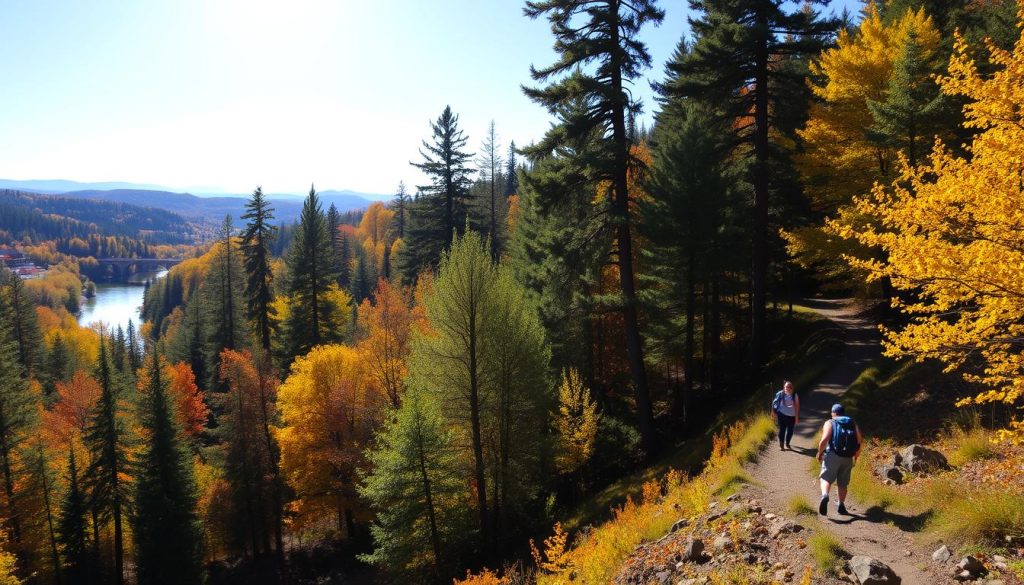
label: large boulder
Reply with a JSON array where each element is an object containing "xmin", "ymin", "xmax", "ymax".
[
  {"xmin": 932, "ymin": 545, "xmax": 952, "ymax": 563},
  {"xmin": 682, "ymin": 538, "xmax": 704, "ymax": 562},
  {"xmin": 898, "ymin": 444, "xmax": 950, "ymax": 474},
  {"xmin": 848, "ymin": 556, "xmax": 902, "ymax": 585}
]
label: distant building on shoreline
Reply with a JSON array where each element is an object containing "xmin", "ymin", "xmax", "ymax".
[{"xmin": 0, "ymin": 247, "xmax": 46, "ymax": 279}]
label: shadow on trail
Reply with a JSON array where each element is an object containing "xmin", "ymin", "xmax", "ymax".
[{"xmin": 827, "ymin": 506, "xmax": 934, "ymax": 533}]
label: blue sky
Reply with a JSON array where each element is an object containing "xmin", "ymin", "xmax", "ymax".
[{"xmin": 0, "ymin": 0, "xmax": 862, "ymax": 196}]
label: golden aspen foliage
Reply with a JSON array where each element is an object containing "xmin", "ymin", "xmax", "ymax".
[
  {"xmin": 786, "ymin": 7, "xmax": 941, "ymax": 286},
  {"xmin": 834, "ymin": 16, "xmax": 1024, "ymax": 442},
  {"xmin": 355, "ymin": 279, "xmax": 421, "ymax": 408},
  {"xmin": 554, "ymin": 368, "xmax": 600, "ymax": 476},
  {"xmin": 275, "ymin": 344, "xmax": 380, "ymax": 532},
  {"xmin": 0, "ymin": 530, "xmax": 21, "ymax": 585}
]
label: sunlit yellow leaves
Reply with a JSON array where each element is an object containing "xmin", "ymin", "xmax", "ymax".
[{"xmin": 837, "ymin": 16, "xmax": 1024, "ymax": 442}]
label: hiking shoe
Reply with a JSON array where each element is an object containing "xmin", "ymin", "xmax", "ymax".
[
  {"xmin": 818, "ymin": 495, "xmax": 829, "ymax": 515},
  {"xmin": 837, "ymin": 503, "xmax": 849, "ymax": 515}
]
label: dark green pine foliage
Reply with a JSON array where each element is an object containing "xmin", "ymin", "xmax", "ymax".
[
  {"xmin": 510, "ymin": 104, "xmax": 606, "ymax": 389},
  {"xmin": 359, "ymin": 390, "xmax": 468, "ymax": 584},
  {"xmin": 663, "ymin": 0, "xmax": 836, "ymax": 372},
  {"xmin": 867, "ymin": 30, "xmax": 948, "ymax": 169},
  {"xmin": 349, "ymin": 249, "xmax": 374, "ymax": 305},
  {"xmin": 0, "ymin": 295, "xmax": 37, "ymax": 545},
  {"xmin": 241, "ymin": 186, "xmax": 278, "ymax": 352},
  {"xmin": 335, "ymin": 224, "xmax": 352, "ymax": 289},
  {"xmin": 83, "ymin": 338, "xmax": 132, "ymax": 585},
  {"xmin": 398, "ymin": 106, "xmax": 476, "ymax": 283},
  {"xmin": 283, "ymin": 186, "xmax": 341, "ymax": 361},
  {"xmin": 523, "ymin": 0, "xmax": 664, "ymax": 455},
  {"xmin": 125, "ymin": 320, "xmax": 141, "ymax": 372},
  {"xmin": 202, "ymin": 215, "xmax": 248, "ymax": 389},
  {"xmin": 44, "ymin": 335, "xmax": 71, "ymax": 405},
  {"xmin": 111, "ymin": 325, "xmax": 127, "ymax": 374},
  {"xmin": 393, "ymin": 181, "xmax": 409, "ymax": 240},
  {"xmin": 168, "ymin": 279, "xmax": 207, "ymax": 391},
  {"xmin": 58, "ymin": 449, "xmax": 94, "ymax": 585},
  {"xmin": 503, "ymin": 141, "xmax": 519, "ymax": 197},
  {"xmin": 327, "ymin": 203, "xmax": 345, "ymax": 287},
  {"xmin": 639, "ymin": 102, "xmax": 740, "ymax": 426},
  {"xmin": 133, "ymin": 350, "xmax": 203, "ymax": 585},
  {"xmin": 25, "ymin": 437, "xmax": 62, "ymax": 582},
  {"xmin": 0, "ymin": 267, "xmax": 45, "ymax": 378}
]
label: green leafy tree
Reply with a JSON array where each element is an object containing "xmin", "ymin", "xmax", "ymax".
[
  {"xmin": 359, "ymin": 390, "xmax": 468, "ymax": 583},
  {"xmin": 523, "ymin": 0, "xmax": 664, "ymax": 454},
  {"xmin": 241, "ymin": 186, "xmax": 278, "ymax": 352},
  {"xmin": 132, "ymin": 350, "xmax": 203, "ymax": 585},
  {"xmin": 407, "ymin": 230, "xmax": 551, "ymax": 556}
]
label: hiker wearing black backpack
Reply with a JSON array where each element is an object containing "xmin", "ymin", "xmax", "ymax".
[
  {"xmin": 771, "ymin": 381, "xmax": 800, "ymax": 450},
  {"xmin": 816, "ymin": 403, "xmax": 863, "ymax": 515}
]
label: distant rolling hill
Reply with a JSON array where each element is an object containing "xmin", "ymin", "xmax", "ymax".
[{"xmin": 0, "ymin": 180, "xmax": 389, "ymax": 223}]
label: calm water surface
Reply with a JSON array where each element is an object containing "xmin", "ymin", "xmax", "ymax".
[{"xmin": 77, "ymin": 270, "xmax": 166, "ymax": 332}]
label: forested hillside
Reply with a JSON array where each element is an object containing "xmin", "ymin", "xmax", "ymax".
[{"xmin": 1, "ymin": 1, "xmax": 1023, "ymax": 584}]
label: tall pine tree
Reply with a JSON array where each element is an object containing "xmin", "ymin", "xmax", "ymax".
[
  {"xmin": 523, "ymin": 0, "xmax": 664, "ymax": 454},
  {"xmin": 133, "ymin": 350, "xmax": 203, "ymax": 585},
  {"xmin": 57, "ymin": 449, "xmax": 93, "ymax": 585},
  {"xmin": 241, "ymin": 186, "xmax": 278, "ymax": 352}
]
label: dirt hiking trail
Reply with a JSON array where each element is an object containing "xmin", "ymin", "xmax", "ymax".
[{"xmin": 743, "ymin": 299, "xmax": 954, "ymax": 585}]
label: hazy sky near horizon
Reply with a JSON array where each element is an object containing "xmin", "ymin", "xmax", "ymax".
[{"xmin": 0, "ymin": 0, "xmax": 861, "ymax": 196}]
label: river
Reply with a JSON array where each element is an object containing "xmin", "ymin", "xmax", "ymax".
[{"xmin": 77, "ymin": 269, "xmax": 167, "ymax": 332}]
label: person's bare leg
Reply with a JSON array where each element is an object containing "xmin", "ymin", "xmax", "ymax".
[
  {"xmin": 837, "ymin": 486, "xmax": 847, "ymax": 503},
  {"xmin": 820, "ymin": 479, "xmax": 831, "ymax": 498},
  {"xmin": 819, "ymin": 479, "xmax": 831, "ymax": 514}
]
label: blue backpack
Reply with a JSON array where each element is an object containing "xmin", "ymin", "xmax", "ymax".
[
  {"xmin": 829, "ymin": 416, "xmax": 859, "ymax": 457},
  {"xmin": 771, "ymin": 390, "xmax": 784, "ymax": 412}
]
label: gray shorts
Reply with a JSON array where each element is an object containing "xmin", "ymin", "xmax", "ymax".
[{"xmin": 820, "ymin": 450, "xmax": 854, "ymax": 487}]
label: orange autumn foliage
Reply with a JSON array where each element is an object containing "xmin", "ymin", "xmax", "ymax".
[
  {"xmin": 356, "ymin": 279, "xmax": 421, "ymax": 407},
  {"xmin": 46, "ymin": 370, "xmax": 101, "ymax": 445},
  {"xmin": 167, "ymin": 362, "xmax": 209, "ymax": 439}
]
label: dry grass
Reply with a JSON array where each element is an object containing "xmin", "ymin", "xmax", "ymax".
[
  {"xmin": 924, "ymin": 478, "xmax": 1024, "ymax": 544},
  {"xmin": 529, "ymin": 414, "xmax": 776, "ymax": 585}
]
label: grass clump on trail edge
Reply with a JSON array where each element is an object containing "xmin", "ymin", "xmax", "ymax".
[
  {"xmin": 505, "ymin": 415, "xmax": 775, "ymax": 585},
  {"xmin": 787, "ymin": 495, "xmax": 816, "ymax": 517},
  {"xmin": 808, "ymin": 530, "xmax": 847, "ymax": 576}
]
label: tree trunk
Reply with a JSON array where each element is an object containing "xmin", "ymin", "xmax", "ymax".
[
  {"xmin": 751, "ymin": 5, "xmax": 771, "ymax": 378},
  {"xmin": 467, "ymin": 294, "xmax": 490, "ymax": 554},
  {"xmin": 610, "ymin": 0, "xmax": 657, "ymax": 456}
]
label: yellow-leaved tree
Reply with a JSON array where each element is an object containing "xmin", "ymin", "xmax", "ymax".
[
  {"xmin": 554, "ymin": 368, "xmax": 600, "ymax": 478},
  {"xmin": 786, "ymin": 6, "xmax": 941, "ymax": 288},
  {"xmin": 834, "ymin": 16, "xmax": 1024, "ymax": 442}
]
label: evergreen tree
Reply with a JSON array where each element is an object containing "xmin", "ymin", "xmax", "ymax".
[
  {"xmin": 349, "ymin": 250, "xmax": 373, "ymax": 304},
  {"xmin": 125, "ymin": 320, "xmax": 141, "ymax": 373},
  {"xmin": 83, "ymin": 338, "xmax": 132, "ymax": 585},
  {"xmin": 639, "ymin": 102, "xmax": 739, "ymax": 425},
  {"xmin": 663, "ymin": 0, "xmax": 836, "ymax": 371},
  {"xmin": 57, "ymin": 449, "xmax": 93, "ymax": 585},
  {"xmin": 335, "ymin": 226, "xmax": 353, "ymax": 289},
  {"xmin": 393, "ymin": 181, "xmax": 409, "ymax": 240},
  {"xmin": 202, "ymin": 216, "xmax": 248, "ymax": 388},
  {"xmin": 283, "ymin": 186, "xmax": 342, "ymax": 361},
  {"xmin": 111, "ymin": 326, "xmax": 127, "ymax": 374},
  {"xmin": 133, "ymin": 350, "xmax": 203, "ymax": 585},
  {"xmin": 503, "ymin": 141, "xmax": 519, "ymax": 197},
  {"xmin": 0, "ymin": 268, "xmax": 44, "ymax": 378},
  {"xmin": 399, "ymin": 106, "xmax": 476, "ymax": 282},
  {"xmin": 241, "ymin": 186, "xmax": 278, "ymax": 352},
  {"xmin": 0, "ymin": 306, "xmax": 35, "ymax": 547},
  {"xmin": 359, "ymin": 390, "xmax": 468, "ymax": 583},
  {"xmin": 478, "ymin": 120, "xmax": 504, "ymax": 255},
  {"xmin": 867, "ymin": 30, "xmax": 948, "ymax": 168},
  {"xmin": 523, "ymin": 0, "xmax": 664, "ymax": 455},
  {"xmin": 44, "ymin": 335, "xmax": 71, "ymax": 406}
]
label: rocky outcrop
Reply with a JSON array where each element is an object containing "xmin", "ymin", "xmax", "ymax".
[{"xmin": 898, "ymin": 444, "xmax": 949, "ymax": 474}]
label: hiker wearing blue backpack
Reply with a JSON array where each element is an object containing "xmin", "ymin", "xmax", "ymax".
[
  {"xmin": 771, "ymin": 381, "xmax": 800, "ymax": 450},
  {"xmin": 816, "ymin": 403, "xmax": 863, "ymax": 515}
]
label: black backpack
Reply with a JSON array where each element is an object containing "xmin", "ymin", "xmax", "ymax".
[{"xmin": 829, "ymin": 416, "xmax": 859, "ymax": 457}]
